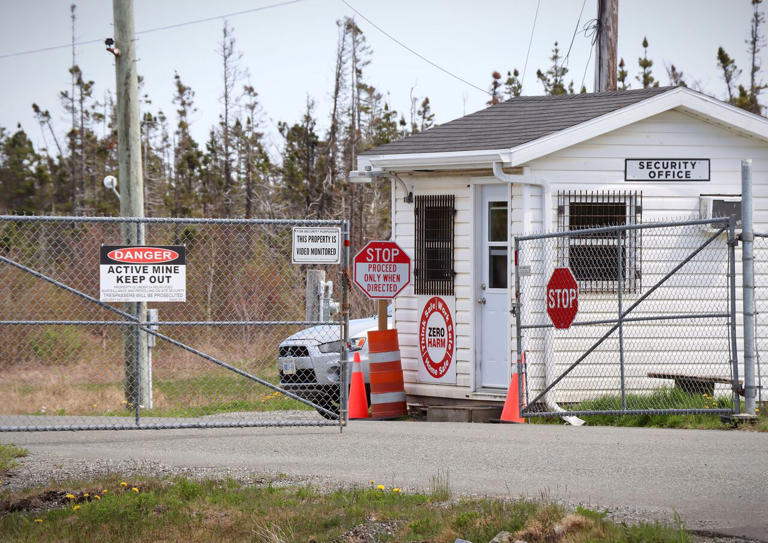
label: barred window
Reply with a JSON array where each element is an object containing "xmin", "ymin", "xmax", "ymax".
[
  {"xmin": 414, "ymin": 194, "xmax": 455, "ymax": 295},
  {"xmin": 558, "ymin": 191, "xmax": 642, "ymax": 293}
]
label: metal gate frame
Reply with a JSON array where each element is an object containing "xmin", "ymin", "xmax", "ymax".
[
  {"xmin": 514, "ymin": 216, "xmax": 740, "ymax": 418},
  {"xmin": 0, "ymin": 215, "xmax": 351, "ymax": 432}
]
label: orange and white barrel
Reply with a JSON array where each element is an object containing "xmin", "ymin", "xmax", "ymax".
[{"xmin": 366, "ymin": 329, "xmax": 407, "ymax": 418}]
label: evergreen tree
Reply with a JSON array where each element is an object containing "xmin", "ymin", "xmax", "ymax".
[
  {"xmin": 717, "ymin": 47, "xmax": 741, "ymax": 103},
  {"xmin": 279, "ymin": 100, "xmax": 321, "ymax": 217},
  {"xmin": 488, "ymin": 71, "xmax": 503, "ymax": 105},
  {"xmin": 636, "ymin": 37, "xmax": 659, "ymax": 88},
  {"xmin": 416, "ymin": 97, "xmax": 435, "ymax": 132},
  {"xmin": 746, "ymin": 0, "xmax": 767, "ymax": 113},
  {"xmin": 171, "ymin": 73, "xmax": 201, "ymax": 217},
  {"xmin": 617, "ymin": 58, "xmax": 630, "ymax": 90},
  {"xmin": 536, "ymin": 42, "xmax": 573, "ymax": 95},
  {"xmin": 0, "ymin": 127, "xmax": 52, "ymax": 214},
  {"xmin": 504, "ymin": 69, "xmax": 523, "ymax": 98},
  {"xmin": 666, "ymin": 64, "xmax": 687, "ymax": 87}
]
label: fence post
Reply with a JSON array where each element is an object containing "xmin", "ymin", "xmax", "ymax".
[
  {"xmin": 514, "ymin": 237, "xmax": 524, "ymax": 413},
  {"xmin": 742, "ymin": 160, "xmax": 757, "ymax": 416},
  {"xmin": 617, "ymin": 229, "xmax": 626, "ymax": 411},
  {"xmin": 339, "ymin": 220, "xmax": 351, "ymax": 429},
  {"xmin": 729, "ymin": 215, "xmax": 742, "ymax": 414}
]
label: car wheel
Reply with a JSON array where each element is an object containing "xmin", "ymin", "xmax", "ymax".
[{"xmin": 314, "ymin": 390, "xmax": 340, "ymax": 420}]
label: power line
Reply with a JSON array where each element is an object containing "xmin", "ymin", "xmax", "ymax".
[
  {"xmin": 521, "ymin": 0, "xmax": 541, "ymax": 89},
  {"xmin": 559, "ymin": 0, "xmax": 588, "ymax": 71},
  {"xmin": 0, "ymin": 0, "xmax": 306, "ymax": 60},
  {"xmin": 340, "ymin": 0, "xmax": 490, "ymax": 96},
  {"xmin": 580, "ymin": 18, "xmax": 599, "ymax": 91}
]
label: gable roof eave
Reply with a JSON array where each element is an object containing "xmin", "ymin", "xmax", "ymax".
[{"xmin": 505, "ymin": 87, "xmax": 768, "ymax": 167}]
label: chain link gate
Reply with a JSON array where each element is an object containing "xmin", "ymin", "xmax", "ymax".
[
  {"xmin": 514, "ymin": 217, "xmax": 740, "ymax": 418},
  {"xmin": 0, "ymin": 215, "xmax": 351, "ymax": 431}
]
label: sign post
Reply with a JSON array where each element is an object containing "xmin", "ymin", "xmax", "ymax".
[
  {"xmin": 546, "ymin": 267, "xmax": 579, "ymax": 329},
  {"xmin": 353, "ymin": 240, "xmax": 410, "ymax": 330}
]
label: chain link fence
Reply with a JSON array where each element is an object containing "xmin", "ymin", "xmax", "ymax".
[
  {"xmin": 753, "ymin": 233, "xmax": 768, "ymax": 407},
  {"xmin": 0, "ymin": 215, "xmax": 350, "ymax": 431},
  {"xmin": 515, "ymin": 217, "xmax": 739, "ymax": 417}
]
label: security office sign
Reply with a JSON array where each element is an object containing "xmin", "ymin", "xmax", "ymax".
[
  {"xmin": 292, "ymin": 227, "xmax": 341, "ymax": 264},
  {"xmin": 625, "ymin": 159, "xmax": 710, "ymax": 181},
  {"xmin": 417, "ymin": 295, "xmax": 456, "ymax": 384},
  {"xmin": 100, "ymin": 245, "xmax": 186, "ymax": 302}
]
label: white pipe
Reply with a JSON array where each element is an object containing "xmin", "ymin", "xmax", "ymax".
[{"xmin": 492, "ymin": 162, "xmax": 584, "ymax": 426}]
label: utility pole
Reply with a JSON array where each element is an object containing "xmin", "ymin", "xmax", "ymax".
[
  {"xmin": 593, "ymin": 0, "xmax": 618, "ymax": 92},
  {"xmin": 113, "ymin": 0, "xmax": 149, "ymax": 410}
]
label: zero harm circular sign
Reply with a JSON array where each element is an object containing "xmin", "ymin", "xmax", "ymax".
[{"xmin": 418, "ymin": 296, "xmax": 455, "ymax": 379}]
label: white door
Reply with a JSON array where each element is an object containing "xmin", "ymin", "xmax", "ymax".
[{"xmin": 479, "ymin": 184, "xmax": 509, "ymax": 388}]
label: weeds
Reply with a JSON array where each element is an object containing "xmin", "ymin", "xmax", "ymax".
[
  {"xmin": 0, "ymin": 444, "xmax": 27, "ymax": 475},
  {"xmin": 528, "ymin": 388, "xmax": 752, "ymax": 430},
  {"xmin": 0, "ymin": 476, "xmax": 697, "ymax": 543},
  {"xmin": 429, "ymin": 468, "xmax": 451, "ymax": 501}
]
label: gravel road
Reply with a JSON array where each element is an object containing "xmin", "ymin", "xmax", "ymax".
[{"xmin": 2, "ymin": 421, "xmax": 766, "ymax": 541}]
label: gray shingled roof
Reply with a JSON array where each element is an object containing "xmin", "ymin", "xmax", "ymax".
[{"xmin": 361, "ymin": 87, "xmax": 673, "ymax": 156}]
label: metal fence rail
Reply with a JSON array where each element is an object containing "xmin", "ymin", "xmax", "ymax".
[
  {"xmin": 514, "ymin": 217, "xmax": 739, "ymax": 418},
  {"xmin": 0, "ymin": 215, "xmax": 350, "ymax": 431}
]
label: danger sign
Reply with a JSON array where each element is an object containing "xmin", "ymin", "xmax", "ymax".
[
  {"xmin": 353, "ymin": 241, "xmax": 410, "ymax": 299},
  {"xmin": 546, "ymin": 267, "xmax": 578, "ymax": 329},
  {"xmin": 100, "ymin": 245, "xmax": 186, "ymax": 302},
  {"xmin": 417, "ymin": 295, "xmax": 456, "ymax": 384}
]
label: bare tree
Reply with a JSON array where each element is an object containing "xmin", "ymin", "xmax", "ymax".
[{"xmin": 219, "ymin": 21, "xmax": 244, "ymax": 217}]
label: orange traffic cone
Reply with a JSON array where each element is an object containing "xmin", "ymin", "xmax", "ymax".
[
  {"xmin": 348, "ymin": 351, "xmax": 370, "ymax": 419},
  {"xmin": 499, "ymin": 354, "xmax": 526, "ymax": 423}
]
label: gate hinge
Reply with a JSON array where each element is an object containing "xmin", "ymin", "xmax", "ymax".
[
  {"xmin": 728, "ymin": 237, "xmax": 740, "ymax": 247},
  {"xmin": 510, "ymin": 306, "xmax": 516, "ymax": 316}
]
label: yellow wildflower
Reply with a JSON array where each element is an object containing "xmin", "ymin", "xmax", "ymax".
[
  {"xmin": 102, "ymin": 489, "xmax": 108, "ymax": 494},
  {"xmin": 376, "ymin": 484, "xmax": 385, "ymax": 490},
  {"xmin": 93, "ymin": 495, "xmax": 101, "ymax": 500},
  {"xmin": 65, "ymin": 493, "xmax": 75, "ymax": 500},
  {"xmin": 34, "ymin": 519, "xmax": 43, "ymax": 523},
  {"xmin": 393, "ymin": 488, "xmax": 401, "ymax": 493},
  {"xmin": 83, "ymin": 492, "xmax": 89, "ymax": 497},
  {"xmin": 131, "ymin": 487, "xmax": 139, "ymax": 493},
  {"xmin": 369, "ymin": 480, "xmax": 375, "ymax": 485},
  {"xmin": 73, "ymin": 505, "xmax": 81, "ymax": 511},
  {"xmin": 120, "ymin": 482, "xmax": 128, "ymax": 487}
]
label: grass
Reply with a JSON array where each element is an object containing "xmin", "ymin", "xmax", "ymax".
[
  {"xmin": 0, "ymin": 444, "xmax": 27, "ymax": 476},
  {"xmin": 528, "ymin": 388, "xmax": 768, "ymax": 430},
  {"xmin": 0, "ymin": 475, "xmax": 696, "ymax": 543},
  {"xmin": 1, "ymin": 364, "xmax": 312, "ymax": 418}
]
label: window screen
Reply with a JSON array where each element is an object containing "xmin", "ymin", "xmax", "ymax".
[
  {"xmin": 558, "ymin": 191, "xmax": 642, "ymax": 293},
  {"xmin": 415, "ymin": 194, "xmax": 455, "ymax": 295}
]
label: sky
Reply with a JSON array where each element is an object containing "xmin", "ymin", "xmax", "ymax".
[{"xmin": 0, "ymin": 0, "xmax": 765, "ymax": 162}]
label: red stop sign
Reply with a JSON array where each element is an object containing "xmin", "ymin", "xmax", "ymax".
[
  {"xmin": 547, "ymin": 267, "xmax": 578, "ymax": 329},
  {"xmin": 353, "ymin": 241, "xmax": 411, "ymax": 299}
]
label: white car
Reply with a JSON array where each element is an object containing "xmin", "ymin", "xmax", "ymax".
[{"xmin": 278, "ymin": 306, "xmax": 392, "ymax": 419}]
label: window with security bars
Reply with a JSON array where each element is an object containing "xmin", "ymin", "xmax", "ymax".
[
  {"xmin": 557, "ymin": 191, "xmax": 642, "ymax": 293},
  {"xmin": 414, "ymin": 194, "xmax": 455, "ymax": 295}
]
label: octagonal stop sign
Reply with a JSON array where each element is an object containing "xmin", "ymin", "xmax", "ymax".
[
  {"xmin": 546, "ymin": 267, "xmax": 578, "ymax": 329},
  {"xmin": 353, "ymin": 241, "xmax": 411, "ymax": 299}
]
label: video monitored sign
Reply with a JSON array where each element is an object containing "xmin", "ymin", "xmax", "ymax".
[
  {"xmin": 100, "ymin": 245, "xmax": 186, "ymax": 302},
  {"xmin": 292, "ymin": 227, "xmax": 341, "ymax": 264}
]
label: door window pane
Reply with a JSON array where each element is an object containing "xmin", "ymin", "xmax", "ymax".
[
  {"xmin": 489, "ymin": 247, "xmax": 507, "ymax": 289},
  {"xmin": 489, "ymin": 202, "xmax": 507, "ymax": 242}
]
